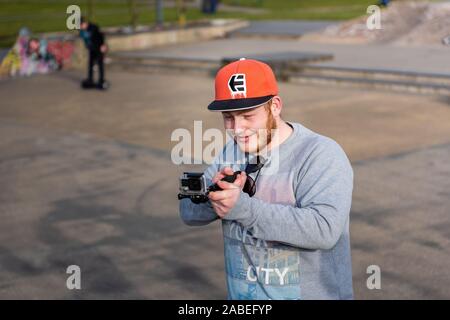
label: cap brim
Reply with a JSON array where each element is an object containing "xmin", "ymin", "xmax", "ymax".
[{"xmin": 207, "ymin": 95, "xmax": 274, "ymax": 112}]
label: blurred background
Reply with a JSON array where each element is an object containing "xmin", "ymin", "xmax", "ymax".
[{"xmin": 1, "ymin": 0, "xmax": 450, "ymax": 299}]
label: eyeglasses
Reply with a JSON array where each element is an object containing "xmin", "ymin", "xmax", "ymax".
[{"xmin": 243, "ymin": 156, "xmax": 264, "ymax": 197}]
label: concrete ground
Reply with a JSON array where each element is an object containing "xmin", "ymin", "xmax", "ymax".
[
  {"xmin": 1, "ymin": 67, "xmax": 450, "ymax": 299},
  {"xmin": 231, "ymin": 21, "xmax": 336, "ymax": 37}
]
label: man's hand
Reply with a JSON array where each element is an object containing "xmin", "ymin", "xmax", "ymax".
[
  {"xmin": 209, "ymin": 167, "xmax": 247, "ymax": 218},
  {"xmin": 100, "ymin": 44, "xmax": 108, "ymax": 54}
]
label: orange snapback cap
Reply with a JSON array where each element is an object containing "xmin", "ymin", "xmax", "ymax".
[{"xmin": 207, "ymin": 58, "xmax": 278, "ymax": 112}]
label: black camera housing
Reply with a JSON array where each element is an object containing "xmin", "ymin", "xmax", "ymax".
[{"xmin": 178, "ymin": 171, "xmax": 241, "ymax": 203}]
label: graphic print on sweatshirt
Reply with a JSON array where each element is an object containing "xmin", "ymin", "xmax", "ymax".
[{"xmin": 222, "ymin": 219, "xmax": 301, "ymax": 300}]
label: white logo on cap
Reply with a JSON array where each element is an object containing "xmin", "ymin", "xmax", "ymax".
[{"xmin": 228, "ymin": 73, "xmax": 246, "ymax": 98}]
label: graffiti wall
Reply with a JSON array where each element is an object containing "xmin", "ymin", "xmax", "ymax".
[{"xmin": 0, "ymin": 27, "xmax": 76, "ymax": 78}]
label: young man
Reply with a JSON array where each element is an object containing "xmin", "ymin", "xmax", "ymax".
[
  {"xmin": 179, "ymin": 58, "xmax": 354, "ymax": 300},
  {"xmin": 79, "ymin": 17, "xmax": 108, "ymax": 89}
]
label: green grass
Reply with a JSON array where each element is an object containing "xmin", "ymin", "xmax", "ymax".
[
  {"xmin": 0, "ymin": 0, "xmax": 377, "ymax": 48},
  {"xmin": 222, "ymin": 0, "xmax": 375, "ymax": 9}
]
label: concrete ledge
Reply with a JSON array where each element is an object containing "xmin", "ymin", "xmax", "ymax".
[
  {"xmin": 298, "ymin": 65, "xmax": 450, "ymax": 86},
  {"xmin": 109, "ymin": 52, "xmax": 450, "ymax": 96},
  {"xmin": 109, "ymin": 51, "xmax": 334, "ymax": 80},
  {"xmin": 290, "ymin": 74, "xmax": 450, "ymax": 96},
  {"xmin": 109, "ymin": 56, "xmax": 220, "ymax": 77},
  {"xmin": 106, "ymin": 19, "xmax": 249, "ymax": 52}
]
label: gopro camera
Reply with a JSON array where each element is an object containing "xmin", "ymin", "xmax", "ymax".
[
  {"xmin": 178, "ymin": 171, "xmax": 241, "ymax": 204},
  {"xmin": 178, "ymin": 172, "xmax": 209, "ymax": 203}
]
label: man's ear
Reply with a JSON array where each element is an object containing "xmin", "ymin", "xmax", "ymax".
[{"xmin": 270, "ymin": 96, "xmax": 282, "ymax": 117}]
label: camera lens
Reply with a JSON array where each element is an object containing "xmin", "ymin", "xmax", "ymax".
[{"xmin": 188, "ymin": 178, "xmax": 202, "ymax": 191}]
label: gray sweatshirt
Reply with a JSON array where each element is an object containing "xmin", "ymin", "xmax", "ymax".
[{"xmin": 179, "ymin": 121, "xmax": 354, "ymax": 300}]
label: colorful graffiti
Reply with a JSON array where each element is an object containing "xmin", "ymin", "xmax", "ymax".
[{"xmin": 0, "ymin": 27, "xmax": 75, "ymax": 78}]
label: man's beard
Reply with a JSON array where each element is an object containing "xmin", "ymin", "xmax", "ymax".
[{"xmin": 262, "ymin": 107, "xmax": 277, "ymax": 152}]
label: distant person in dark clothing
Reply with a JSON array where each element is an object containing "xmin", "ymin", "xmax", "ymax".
[
  {"xmin": 210, "ymin": 0, "xmax": 218, "ymax": 13},
  {"xmin": 79, "ymin": 17, "xmax": 108, "ymax": 89},
  {"xmin": 202, "ymin": 0, "xmax": 219, "ymax": 14}
]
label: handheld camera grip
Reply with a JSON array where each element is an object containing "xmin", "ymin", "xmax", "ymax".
[{"xmin": 208, "ymin": 171, "xmax": 242, "ymax": 192}]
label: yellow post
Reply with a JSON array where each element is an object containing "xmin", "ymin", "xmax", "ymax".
[{"xmin": 176, "ymin": 0, "xmax": 186, "ymax": 28}]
